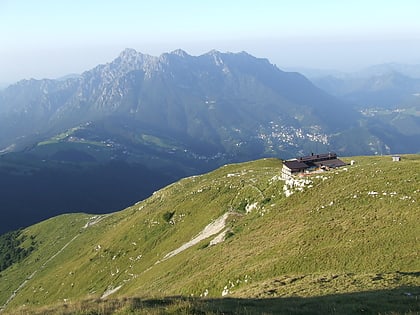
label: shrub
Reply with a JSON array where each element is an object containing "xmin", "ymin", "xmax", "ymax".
[
  {"xmin": 162, "ymin": 211, "xmax": 175, "ymax": 223},
  {"xmin": 0, "ymin": 229, "xmax": 36, "ymax": 271}
]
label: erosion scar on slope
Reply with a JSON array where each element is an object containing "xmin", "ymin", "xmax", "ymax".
[{"xmin": 161, "ymin": 212, "xmax": 230, "ymax": 261}]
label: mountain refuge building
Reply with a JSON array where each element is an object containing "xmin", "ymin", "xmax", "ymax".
[
  {"xmin": 281, "ymin": 152, "xmax": 346, "ymax": 179},
  {"xmin": 392, "ymin": 155, "xmax": 401, "ymax": 162}
]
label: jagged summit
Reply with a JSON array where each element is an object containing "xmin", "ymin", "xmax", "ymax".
[
  {"xmin": 112, "ymin": 49, "xmax": 262, "ymax": 70},
  {"xmin": 202, "ymin": 49, "xmax": 255, "ymax": 60},
  {"xmin": 205, "ymin": 49, "xmax": 223, "ymax": 56},
  {"xmin": 115, "ymin": 48, "xmax": 156, "ymax": 65},
  {"xmin": 119, "ymin": 48, "xmax": 139, "ymax": 58},
  {"xmin": 170, "ymin": 49, "xmax": 190, "ymax": 58},
  {"xmin": 202, "ymin": 49, "xmax": 227, "ymax": 67},
  {"xmin": 115, "ymin": 48, "xmax": 260, "ymax": 64}
]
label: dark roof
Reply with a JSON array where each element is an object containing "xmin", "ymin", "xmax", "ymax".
[
  {"xmin": 283, "ymin": 152, "xmax": 347, "ymax": 173},
  {"xmin": 314, "ymin": 159, "xmax": 347, "ymax": 168},
  {"xmin": 283, "ymin": 160, "xmax": 309, "ymax": 171},
  {"xmin": 298, "ymin": 152, "xmax": 337, "ymax": 163}
]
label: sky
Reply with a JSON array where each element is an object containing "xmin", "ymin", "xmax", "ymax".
[{"xmin": 1, "ymin": 0, "xmax": 420, "ymax": 84}]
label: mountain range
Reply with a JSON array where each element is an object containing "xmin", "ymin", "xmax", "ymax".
[
  {"xmin": 309, "ymin": 67, "xmax": 420, "ymax": 157},
  {"xmin": 0, "ymin": 49, "xmax": 419, "ymax": 234},
  {"xmin": 0, "ymin": 48, "xmax": 359, "ymax": 155},
  {"xmin": 311, "ymin": 69, "xmax": 420, "ymax": 109}
]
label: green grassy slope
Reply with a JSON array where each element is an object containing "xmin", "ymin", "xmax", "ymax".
[{"xmin": 0, "ymin": 155, "xmax": 419, "ymax": 314}]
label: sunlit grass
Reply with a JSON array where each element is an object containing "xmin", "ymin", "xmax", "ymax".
[{"xmin": 0, "ymin": 155, "xmax": 418, "ymax": 314}]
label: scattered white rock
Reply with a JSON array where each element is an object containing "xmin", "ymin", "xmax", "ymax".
[
  {"xmin": 101, "ymin": 285, "xmax": 122, "ymax": 299},
  {"xmin": 83, "ymin": 215, "xmax": 106, "ymax": 229},
  {"xmin": 283, "ymin": 177, "xmax": 313, "ymax": 197},
  {"xmin": 245, "ymin": 202, "xmax": 258, "ymax": 213},
  {"xmin": 284, "ymin": 189, "xmax": 293, "ymax": 197},
  {"xmin": 269, "ymin": 175, "xmax": 283, "ymax": 183},
  {"xmin": 200, "ymin": 289, "xmax": 209, "ymax": 297},
  {"xmin": 209, "ymin": 230, "xmax": 229, "ymax": 246},
  {"xmin": 222, "ymin": 286, "xmax": 229, "ymax": 296}
]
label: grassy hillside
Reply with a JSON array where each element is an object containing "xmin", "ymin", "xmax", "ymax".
[{"xmin": 0, "ymin": 155, "xmax": 419, "ymax": 314}]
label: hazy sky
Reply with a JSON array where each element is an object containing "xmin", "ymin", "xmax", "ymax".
[{"xmin": 1, "ymin": 0, "xmax": 420, "ymax": 84}]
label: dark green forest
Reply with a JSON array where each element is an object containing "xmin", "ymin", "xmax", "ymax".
[{"xmin": 0, "ymin": 229, "xmax": 36, "ymax": 272}]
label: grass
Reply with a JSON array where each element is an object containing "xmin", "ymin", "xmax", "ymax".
[
  {"xmin": 0, "ymin": 155, "xmax": 419, "ymax": 313},
  {"xmin": 139, "ymin": 134, "xmax": 180, "ymax": 150},
  {"xmin": 8, "ymin": 285, "xmax": 420, "ymax": 315}
]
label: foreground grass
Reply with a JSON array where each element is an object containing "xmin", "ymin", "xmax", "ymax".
[
  {"xmin": 1, "ymin": 155, "xmax": 419, "ymax": 313},
  {"xmin": 9, "ymin": 285, "xmax": 420, "ymax": 315}
]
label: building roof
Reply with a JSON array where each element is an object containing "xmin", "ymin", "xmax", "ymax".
[
  {"xmin": 298, "ymin": 152, "xmax": 337, "ymax": 163},
  {"xmin": 313, "ymin": 158, "xmax": 347, "ymax": 168},
  {"xmin": 283, "ymin": 152, "xmax": 347, "ymax": 173}
]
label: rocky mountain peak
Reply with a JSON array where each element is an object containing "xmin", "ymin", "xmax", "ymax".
[
  {"xmin": 170, "ymin": 49, "xmax": 190, "ymax": 58},
  {"xmin": 203, "ymin": 50, "xmax": 227, "ymax": 68},
  {"xmin": 97, "ymin": 48, "xmax": 158, "ymax": 78},
  {"xmin": 115, "ymin": 48, "xmax": 156, "ymax": 66},
  {"xmin": 206, "ymin": 49, "xmax": 222, "ymax": 56},
  {"xmin": 119, "ymin": 48, "xmax": 139, "ymax": 59}
]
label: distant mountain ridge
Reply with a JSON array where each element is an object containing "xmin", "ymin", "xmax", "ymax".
[
  {"xmin": 360, "ymin": 62, "xmax": 420, "ymax": 79},
  {"xmin": 292, "ymin": 62, "xmax": 420, "ymax": 109},
  {"xmin": 0, "ymin": 48, "xmax": 359, "ymax": 156},
  {"xmin": 293, "ymin": 62, "xmax": 420, "ymax": 80},
  {"xmin": 2, "ymin": 49, "xmax": 416, "ymax": 158},
  {"xmin": 312, "ymin": 70, "xmax": 420, "ymax": 108}
]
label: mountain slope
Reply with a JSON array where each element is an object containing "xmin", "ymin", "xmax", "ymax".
[
  {"xmin": 310, "ymin": 68, "xmax": 420, "ymax": 155},
  {"xmin": 312, "ymin": 70, "xmax": 420, "ymax": 108},
  {"xmin": 0, "ymin": 49, "xmax": 360, "ymax": 156},
  {"xmin": 0, "ymin": 155, "xmax": 418, "ymax": 313}
]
